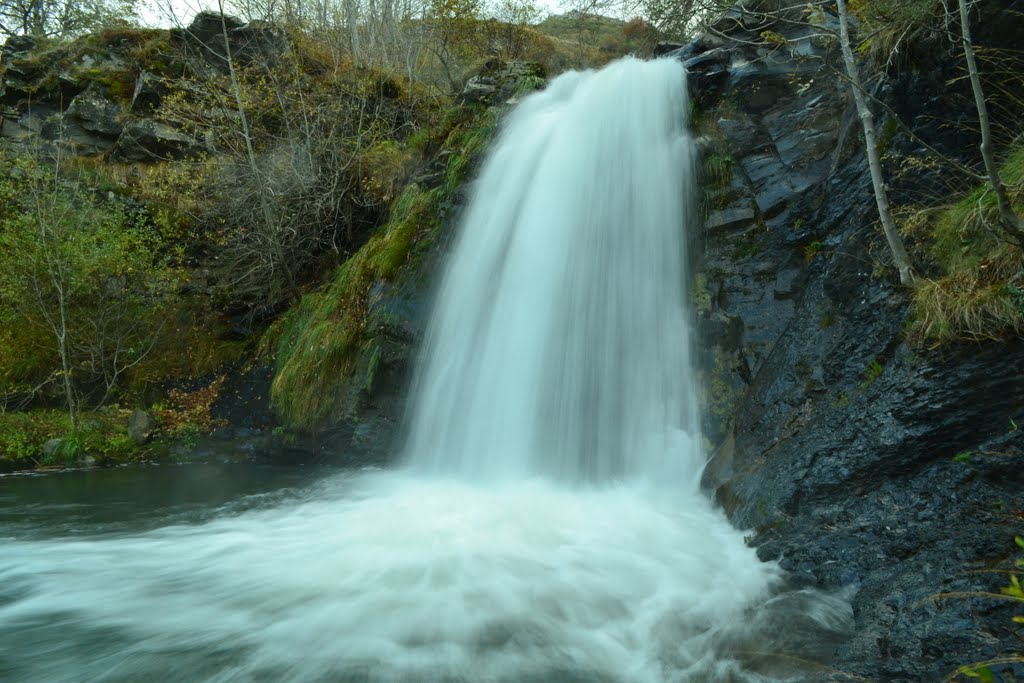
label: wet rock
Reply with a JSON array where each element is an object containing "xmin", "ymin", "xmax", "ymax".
[
  {"xmin": 679, "ymin": 3, "xmax": 1024, "ymax": 679},
  {"xmin": 705, "ymin": 204, "xmax": 756, "ymax": 233},
  {"xmin": 653, "ymin": 41, "xmax": 686, "ymax": 56},
  {"xmin": 128, "ymin": 409, "xmax": 157, "ymax": 445}
]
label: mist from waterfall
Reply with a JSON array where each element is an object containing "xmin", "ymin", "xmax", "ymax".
[{"xmin": 0, "ymin": 59, "xmax": 852, "ymax": 683}]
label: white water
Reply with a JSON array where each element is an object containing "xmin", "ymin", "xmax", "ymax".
[
  {"xmin": 404, "ymin": 58, "xmax": 701, "ymax": 483},
  {"xmin": 0, "ymin": 59, "xmax": 852, "ymax": 683}
]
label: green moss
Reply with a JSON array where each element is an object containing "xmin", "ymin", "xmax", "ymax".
[
  {"xmin": 732, "ymin": 234, "xmax": 763, "ymax": 259},
  {"xmin": 691, "ymin": 273, "xmax": 712, "ymax": 314},
  {"xmin": 848, "ymin": 0, "xmax": 944, "ymax": 67},
  {"xmin": 860, "ymin": 359, "xmax": 884, "ymax": 388},
  {"xmin": 804, "ymin": 239, "xmax": 824, "ymax": 262},
  {"xmin": 0, "ymin": 408, "xmax": 139, "ymax": 469},
  {"xmin": 364, "ymin": 343, "xmax": 382, "ymax": 393},
  {"xmin": 269, "ymin": 184, "xmax": 438, "ymax": 429},
  {"xmin": 877, "ymin": 116, "xmax": 899, "ymax": 155},
  {"xmin": 8, "ymin": 28, "xmax": 178, "ymax": 103},
  {"xmin": 73, "ymin": 66, "xmax": 135, "ymax": 100},
  {"xmin": 704, "ymin": 151, "xmax": 735, "ymax": 192},
  {"xmin": 515, "ymin": 74, "xmax": 546, "ymax": 95},
  {"xmin": 268, "ymin": 107, "xmax": 497, "ymax": 430}
]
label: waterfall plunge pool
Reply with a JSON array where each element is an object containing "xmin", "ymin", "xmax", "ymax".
[{"xmin": 1, "ymin": 464, "xmax": 853, "ymax": 683}]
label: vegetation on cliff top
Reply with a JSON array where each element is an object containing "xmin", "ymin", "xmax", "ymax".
[{"xmin": 0, "ymin": 0, "xmax": 632, "ymax": 465}]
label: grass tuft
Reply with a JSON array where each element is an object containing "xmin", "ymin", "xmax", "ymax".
[{"xmin": 908, "ymin": 142, "xmax": 1024, "ymax": 345}]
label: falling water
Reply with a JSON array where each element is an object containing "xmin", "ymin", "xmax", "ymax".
[
  {"xmin": 404, "ymin": 58, "xmax": 701, "ymax": 484},
  {"xmin": 0, "ymin": 59, "xmax": 852, "ymax": 683}
]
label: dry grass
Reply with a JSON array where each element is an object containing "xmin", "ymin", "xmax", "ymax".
[{"xmin": 908, "ymin": 142, "xmax": 1024, "ymax": 345}]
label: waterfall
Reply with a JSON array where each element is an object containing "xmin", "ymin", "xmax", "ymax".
[
  {"xmin": 405, "ymin": 58, "xmax": 703, "ymax": 484},
  {"xmin": 0, "ymin": 59, "xmax": 853, "ymax": 683}
]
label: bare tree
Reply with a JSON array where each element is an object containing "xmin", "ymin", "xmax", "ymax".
[
  {"xmin": 953, "ymin": 0, "xmax": 1024, "ymax": 245},
  {"xmin": 0, "ymin": 145, "xmax": 176, "ymax": 421},
  {"xmin": 0, "ymin": 0, "xmax": 135, "ymax": 39},
  {"xmin": 836, "ymin": 0, "xmax": 916, "ymax": 286}
]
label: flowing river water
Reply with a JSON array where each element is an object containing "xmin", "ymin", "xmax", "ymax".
[{"xmin": 0, "ymin": 59, "xmax": 852, "ymax": 682}]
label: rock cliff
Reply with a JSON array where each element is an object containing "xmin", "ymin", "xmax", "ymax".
[{"xmin": 673, "ymin": 3, "xmax": 1024, "ymax": 679}]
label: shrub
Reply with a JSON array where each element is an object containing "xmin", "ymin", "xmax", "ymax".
[{"xmin": 0, "ymin": 150, "xmax": 183, "ymax": 415}]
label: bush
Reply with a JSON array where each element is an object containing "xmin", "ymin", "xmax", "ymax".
[{"xmin": 0, "ymin": 150, "xmax": 183, "ymax": 414}]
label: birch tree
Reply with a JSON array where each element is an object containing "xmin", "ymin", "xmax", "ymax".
[
  {"xmin": 0, "ymin": 151, "xmax": 178, "ymax": 419},
  {"xmin": 837, "ymin": 0, "xmax": 917, "ymax": 286},
  {"xmin": 954, "ymin": 0, "xmax": 1024, "ymax": 246}
]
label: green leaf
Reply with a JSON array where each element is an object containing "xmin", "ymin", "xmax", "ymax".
[
  {"xmin": 953, "ymin": 451, "xmax": 974, "ymax": 463},
  {"xmin": 1015, "ymin": 535, "xmax": 1024, "ymax": 551},
  {"xmin": 1001, "ymin": 574, "xmax": 1024, "ymax": 600},
  {"xmin": 961, "ymin": 665, "xmax": 994, "ymax": 683}
]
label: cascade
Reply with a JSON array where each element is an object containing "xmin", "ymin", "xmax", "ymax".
[
  {"xmin": 0, "ymin": 58, "xmax": 851, "ymax": 683},
  {"xmin": 405, "ymin": 58, "xmax": 702, "ymax": 484}
]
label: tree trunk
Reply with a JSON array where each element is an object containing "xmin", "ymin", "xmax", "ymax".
[
  {"xmin": 836, "ymin": 0, "xmax": 917, "ymax": 287},
  {"xmin": 56, "ymin": 294, "xmax": 77, "ymax": 428},
  {"xmin": 216, "ymin": 4, "xmax": 277, "ymax": 234},
  {"xmin": 956, "ymin": 0, "xmax": 1024, "ymax": 243}
]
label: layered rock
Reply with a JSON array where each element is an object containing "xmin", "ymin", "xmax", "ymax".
[{"xmin": 670, "ymin": 3, "xmax": 1024, "ymax": 680}]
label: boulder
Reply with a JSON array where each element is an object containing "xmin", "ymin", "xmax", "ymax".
[
  {"xmin": 171, "ymin": 12, "xmax": 287, "ymax": 70},
  {"xmin": 128, "ymin": 409, "xmax": 157, "ymax": 445},
  {"xmin": 59, "ymin": 84, "xmax": 124, "ymax": 151},
  {"xmin": 1, "ymin": 35, "xmax": 37, "ymax": 62},
  {"xmin": 42, "ymin": 438, "xmax": 64, "ymax": 458},
  {"xmin": 461, "ymin": 60, "xmax": 545, "ymax": 106}
]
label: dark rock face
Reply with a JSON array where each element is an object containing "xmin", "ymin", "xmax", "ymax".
[
  {"xmin": 685, "ymin": 4, "xmax": 1024, "ymax": 681},
  {"xmin": 110, "ymin": 118, "xmax": 201, "ymax": 162},
  {"xmin": 130, "ymin": 71, "xmax": 167, "ymax": 114},
  {"xmin": 1, "ymin": 53, "xmax": 200, "ymax": 159},
  {"xmin": 171, "ymin": 11, "xmax": 288, "ymax": 71}
]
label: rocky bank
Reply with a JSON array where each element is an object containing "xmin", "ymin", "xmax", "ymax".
[{"xmin": 676, "ymin": 3, "xmax": 1024, "ymax": 680}]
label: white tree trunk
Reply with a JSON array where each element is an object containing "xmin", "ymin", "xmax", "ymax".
[
  {"xmin": 837, "ymin": 0, "xmax": 917, "ymax": 286},
  {"xmin": 957, "ymin": 0, "xmax": 1024, "ymax": 242}
]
